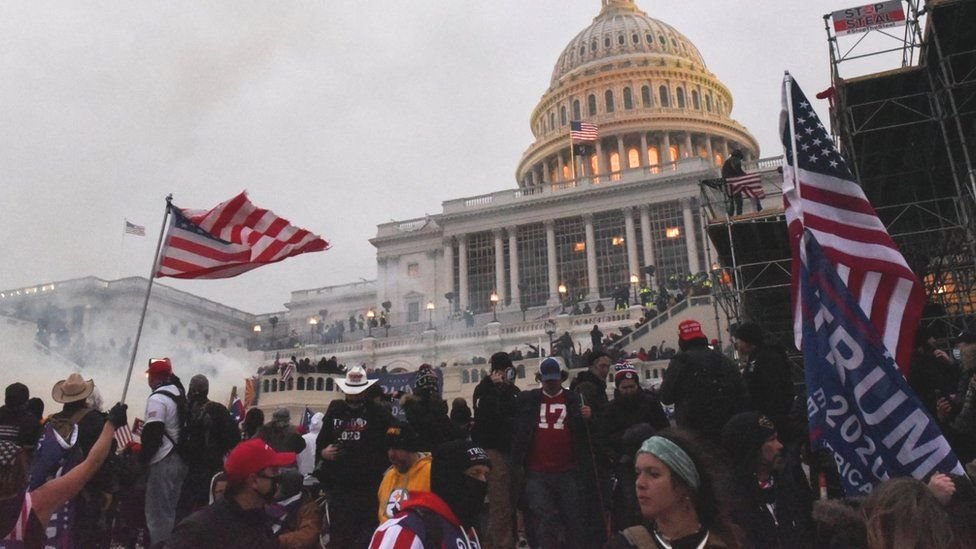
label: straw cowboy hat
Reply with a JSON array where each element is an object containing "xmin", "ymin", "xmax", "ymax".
[
  {"xmin": 336, "ymin": 365, "xmax": 377, "ymax": 395},
  {"xmin": 51, "ymin": 373, "xmax": 95, "ymax": 404}
]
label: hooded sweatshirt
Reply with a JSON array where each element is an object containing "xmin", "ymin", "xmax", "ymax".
[
  {"xmin": 297, "ymin": 412, "xmax": 323, "ymax": 475},
  {"xmin": 369, "ymin": 492, "xmax": 481, "ymax": 549}
]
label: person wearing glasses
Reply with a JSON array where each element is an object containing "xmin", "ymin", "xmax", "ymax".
[{"xmin": 166, "ymin": 438, "xmax": 296, "ymax": 549}]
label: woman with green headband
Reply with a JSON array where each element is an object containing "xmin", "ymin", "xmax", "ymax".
[{"xmin": 606, "ymin": 429, "xmax": 742, "ymax": 549}]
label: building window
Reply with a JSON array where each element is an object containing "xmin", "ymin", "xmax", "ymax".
[
  {"xmin": 617, "ymin": 34, "xmax": 625, "ymax": 45},
  {"xmin": 580, "ymin": 46, "xmax": 585, "ymax": 57},
  {"xmin": 263, "ymin": 379, "xmax": 269, "ymax": 393},
  {"xmin": 706, "ymin": 94, "xmax": 712, "ymax": 112},
  {"xmin": 272, "ymin": 379, "xmax": 278, "ymax": 392},
  {"xmin": 555, "ymin": 217, "xmax": 589, "ymax": 302},
  {"xmin": 604, "ymin": 37, "xmax": 611, "ymax": 48},
  {"xmin": 628, "ymin": 148, "xmax": 640, "ymax": 168},
  {"xmin": 593, "ymin": 210, "xmax": 628, "ymax": 297},
  {"xmin": 516, "ymin": 222, "xmax": 548, "ymax": 308},
  {"xmin": 676, "ymin": 88, "xmax": 685, "ymax": 108},
  {"xmin": 623, "ymin": 87, "xmax": 633, "ymax": 110},
  {"xmin": 590, "ymin": 153, "xmax": 600, "ymax": 178},
  {"xmin": 647, "ymin": 146, "xmax": 660, "ymax": 172},
  {"xmin": 604, "ymin": 90, "xmax": 614, "ymax": 113},
  {"xmin": 659, "ymin": 86, "xmax": 670, "ymax": 107},
  {"xmin": 591, "ymin": 40, "xmax": 597, "ymax": 52},
  {"xmin": 466, "ymin": 231, "xmax": 495, "ymax": 314},
  {"xmin": 646, "ymin": 33, "xmax": 654, "ymax": 44},
  {"xmin": 632, "ymin": 33, "xmax": 639, "ymax": 44},
  {"xmin": 641, "ymin": 86, "xmax": 652, "ymax": 107},
  {"xmin": 649, "ymin": 200, "xmax": 694, "ymax": 283},
  {"xmin": 692, "ymin": 90, "xmax": 700, "ymax": 110},
  {"xmin": 407, "ymin": 301, "xmax": 420, "ymax": 323},
  {"xmin": 609, "ymin": 151, "xmax": 620, "ymax": 174},
  {"xmin": 573, "ymin": 100, "xmax": 581, "ymax": 120},
  {"xmin": 407, "ymin": 263, "xmax": 419, "ymax": 277},
  {"xmin": 659, "ymin": 36, "xmax": 667, "ymax": 47},
  {"xmin": 560, "ymin": 105, "xmax": 567, "ymax": 126},
  {"xmin": 286, "ymin": 378, "xmax": 293, "ymax": 391},
  {"xmin": 549, "ymin": 112, "xmax": 555, "ymax": 131},
  {"xmin": 317, "ymin": 378, "xmax": 325, "ymax": 391},
  {"xmin": 588, "ymin": 94, "xmax": 597, "ymax": 116},
  {"xmin": 669, "ymin": 145, "xmax": 679, "ymax": 163}
]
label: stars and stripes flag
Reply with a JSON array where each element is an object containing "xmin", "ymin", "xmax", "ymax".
[
  {"xmin": 782, "ymin": 73, "xmax": 924, "ymax": 376},
  {"xmin": 569, "ymin": 120, "xmax": 599, "ymax": 142},
  {"xmin": 156, "ymin": 192, "xmax": 329, "ymax": 279},
  {"xmin": 114, "ymin": 423, "xmax": 134, "ymax": 451},
  {"xmin": 726, "ymin": 173, "xmax": 766, "ymax": 198},
  {"xmin": 124, "ymin": 219, "xmax": 146, "ymax": 236}
]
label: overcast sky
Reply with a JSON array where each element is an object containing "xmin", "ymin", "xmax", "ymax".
[{"xmin": 0, "ymin": 1, "xmax": 906, "ymax": 314}]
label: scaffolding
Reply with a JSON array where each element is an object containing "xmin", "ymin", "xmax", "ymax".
[{"xmin": 828, "ymin": 0, "xmax": 976, "ymax": 337}]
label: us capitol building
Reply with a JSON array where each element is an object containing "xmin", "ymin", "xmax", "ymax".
[{"xmin": 1, "ymin": 0, "xmax": 774, "ymax": 414}]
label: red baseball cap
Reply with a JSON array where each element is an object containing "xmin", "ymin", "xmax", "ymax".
[
  {"xmin": 223, "ymin": 438, "xmax": 296, "ymax": 482},
  {"xmin": 146, "ymin": 358, "xmax": 173, "ymax": 377},
  {"xmin": 678, "ymin": 320, "xmax": 706, "ymax": 342}
]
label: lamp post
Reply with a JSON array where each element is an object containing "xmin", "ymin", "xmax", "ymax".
[
  {"xmin": 269, "ymin": 316, "xmax": 279, "ymax": 343},
  {"xmin": 630, "ymin": 273, "xmax": 640, "ymax": 306},
  {"xmin": 253, "ymin": 324, "xmax": 262, "ymax": 334},
  {"xmin": 426, "ymin": 301, "xmax": 435, "ymax": 330},
  {"xmin": 366, "ymin": 309, "xmax": 375, "ymax": 337},
  {"xmin": 545, "ymin": 321, "xmax": 556, "ymax": 356},
  {"xmin": 308, "ymin": 317, "xmax": 318, "ymax": 344},
  {"xmin": 558, "ymin": 283, "xmax": 567, "ymax": 314},
  {"xmin": 489, "ymin": 291, "xmax": 500, "ymax": 323}
]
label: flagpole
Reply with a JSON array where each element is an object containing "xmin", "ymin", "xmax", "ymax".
[
  {"xmin": 784, "ymin": 72, "xmax": 804, "ymax": 224},
  {"xmin": 569, "ymin": 134, "xmax": 578, "ymax": 183},
  {"xmin": 121, "ymin": 194, "xmax": 173, "ymax": 405},
  {"xmin": 117, "ymin": 220, "xmax": 126, "ymax": 280}
]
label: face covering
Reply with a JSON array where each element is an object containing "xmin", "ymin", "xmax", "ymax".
[
  {"xmin": 953, "ymin": 348, "xmax": 962, "ymax": 361},
  {"xmin": 449, "ymin": 476, "xmax": 487, "ymax": 527}
]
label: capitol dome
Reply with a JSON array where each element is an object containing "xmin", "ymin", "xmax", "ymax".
[{"xmin": 517, "ymin": 0, "xmax": 759, "ymax": 187}]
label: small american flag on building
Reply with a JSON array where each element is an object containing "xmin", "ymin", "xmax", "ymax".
[
  {"xmin": 569, "ymin": 120, "xmax": 599, "ymax": 142},
  {"xmin": 124, "ymin": 219, "xmax": 146, "ymax": 236},
  {"xmin": 114, "ymin": 418, "xmax": 143, "ymax": 452},
  {"xmin": 156, "ymin": 192, "xmax": 329, "ymax": 279},
  {"xmin": 726, "ymin": 173, "xmax": 765, "ymax": 198}
]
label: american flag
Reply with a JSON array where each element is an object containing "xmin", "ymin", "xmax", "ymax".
[
  {"xmin": 782, "ymin": 74, "xmax": 924, "ymax": 375},
  {"xmin": 156, "ymin": 192, "xmax": 329, "ymax": 279},
  {"xmin": 726, "ymin": 173, "xmax": 765, "ymax": 198},
  {"xmin": 113, "ymin": 418, "xmax": 143, "ymax": 453},
  {"xmin": 280, "ymin": 358, "xmax": 296, "ymax": 382},
  {"xmin": 124, "ymin": 219, "xmax": 146, "ymax": 236},
  {"xmin": 569, "ymin": 120, "xmax": 599, "ymax": 142}
]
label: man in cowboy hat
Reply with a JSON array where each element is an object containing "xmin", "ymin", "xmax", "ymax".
[
  {"xmin": 315, "ymin": 365, "xmax": 393, "ymax": 548},
  {"xmin": 44, "ymin": 373, "xmax": 110, "ymax": 546}
]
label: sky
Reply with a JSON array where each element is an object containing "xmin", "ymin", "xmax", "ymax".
[{"xmin": 0, "ymin": 0, "xmax": 909, "ymax": 314}]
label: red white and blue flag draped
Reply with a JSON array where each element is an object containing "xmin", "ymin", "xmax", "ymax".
[
  {"xmin": 156, "ymin": 192, "xmax": 330, "ymax": 279},
  {"xmin": 784, "ymin": 74, "xmax": 962, "ymax": 494},
  {"xmin": 798, "ymin": 232, "xmax": 963, "ymax": 493},
  {"xmin": 781, "ymin": 75, "xmax": 923, "ymax": 376},
  {"xmin": 726, "ymin": 173, "xmax": 766, "ymax": 199}
]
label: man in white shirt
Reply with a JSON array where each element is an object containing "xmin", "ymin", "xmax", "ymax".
[{"xmin": 141, "ymin": 358, "xmax": 189, "ymax": 545}]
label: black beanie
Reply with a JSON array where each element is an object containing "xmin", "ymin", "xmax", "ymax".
[
  {"xmin": 431, "ymin": 440, "xmax": 491, "ymax": 525},
  {"xmin": 722, "ymin": 412, "xmax": 776, "ymax": 472},
  {"xmin": 489, "ymin": 352, "xmax": 513, "ymax": 371},
  {"xmin": 385, "ymin": 421, "xmax": 424, "ymax": 452},
  {"xmin": 733, "ymin": 322, "xmax": 764, "ymax": 346},
  {"xmin": 4, "ymin": 383, "xmax": 29, "ymax": 408}
]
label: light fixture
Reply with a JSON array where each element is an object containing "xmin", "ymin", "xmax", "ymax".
[
  {"xmin": 490, "ymin": 291, "xmax": 500, "ymax": 322},
  {"xmin": 253, "ymin": 324, "xmax": 262, "ymax": 333},
  {"xmin": 426, "ymin": 301, "xmax": 435, "ymax": 330},
  {"xmin": 665, "ymin": 227, "xmax": 681, "ymax": 238}
]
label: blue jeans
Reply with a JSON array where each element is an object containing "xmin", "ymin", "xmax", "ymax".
[
  {"xmin": 523, "ymin": 470, "xmax": 585, "ymax": 549},
  {"xmin": 146, "ymin": 451, "xmax": 188, "ymax": 545}
]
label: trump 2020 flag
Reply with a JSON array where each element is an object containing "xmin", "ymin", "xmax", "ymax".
[
  {"xmin": 799, "ymin": 231, "xmax": 963, "ymax": 494},
  {"xmin": 156, "ymin": 192, "xmax": 329, "ymax": 279}
]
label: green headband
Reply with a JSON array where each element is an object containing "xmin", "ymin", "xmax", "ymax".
[{"xmin": 638, "ymin": 436, "xmax": 700, "ymax": 491}]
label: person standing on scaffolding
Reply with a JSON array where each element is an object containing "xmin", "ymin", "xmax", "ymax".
[{"xmin": 722, "ymin": 149, "xmax": 762, "ymax": 216}]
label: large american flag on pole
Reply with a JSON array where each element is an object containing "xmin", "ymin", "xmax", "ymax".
[
  {"xmin": 726, "ymin": 173, "xmax": 766, "ymax": 198},
  {"xmin": 569, "ymin": 120, "xmax": 599, "ymax": 142},
  {"xmin": 156, "ymin": 192, "xmax": 329, "ymax": 279},
  {"xmin": 781, "ymin": 73, "xmax": 924, "ymax": 375}
]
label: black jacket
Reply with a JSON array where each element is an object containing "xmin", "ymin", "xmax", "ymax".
[
  {"xmin": 602, "ymin": 391, "xmax": 670, "ymax": 463},
  {"xmin": 660, "ymin": 344, "xmax": 748, "ymax": 442},
  {"xmin": 570, "ymin": 369, "xmax": 609, "ymax": 414},
  {"xmin": 402, "ymin": 394, "xmax": 464, "ymax": 452},
  {"xmin": 471, "ymin": 376, "xmax": 520, "ymax": 452},
  {"xmin": 727, "ymin": 468, "xmax": 814, "ymax": 549},
  {"xmin": 315, "ymin": 399, "xmax": 393, "ymax": 492},
  {"xmin": 166, "ymin": 497, "xmax": 278, "ymax": 549},
  {"xmin": 743, "ymin": 346, "xmax": 796, "ymax": 437}
]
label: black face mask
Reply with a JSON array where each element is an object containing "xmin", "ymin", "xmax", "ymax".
[{"xmin": 448, "ymin": 476, "xmax": 487, "ymax": 527}]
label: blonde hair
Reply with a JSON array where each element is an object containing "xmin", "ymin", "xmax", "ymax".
[{"xmin": 862, "ymin": 477, "xmax": 956, "ymax": 549}]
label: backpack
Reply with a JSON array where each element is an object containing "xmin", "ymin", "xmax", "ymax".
[
  {"xmin": 681, "ymin": 352, "xmax": 740, "ymax": 428},
  {"xmin": 27, "ymin": 407, "xmax": 91, "ymax": 490},
  {"xmin": 150, "ymin": 386, "xmax": 191, "ymax": 461}
]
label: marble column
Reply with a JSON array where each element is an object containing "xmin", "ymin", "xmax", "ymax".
[
  {"xmin": 640, "ymin": 132, "xmax": 649, "ymax": 168},
  {"xmin": 443, "ymin": 239, "xmax": 455, "ymax": 310},
  {"xmin": 546, "ymin": 221, "xmax": 558, "ymax": 303},
  {"xmin": 493, "ymin": 229, "xmax": 506, "ymax": 304},
  {"xmin": 661, "ymin": 132, "xmax": 672, "ymax": 167},
  {"xmin": 721, "ymin": 138, "xmax": 729, "ymax": 160},
  {"xmin": 557, "ymin": 153, "xmax": 566, "ymax": 181},
  {"xmin": 681, "ymin": 199, "xmax": 700, "ymax": 274},
  {"xmin": 683, "ymin": 133, "xmax": 693, "ymax": 159},
  {"xmin": 508, "ymin": 226, "xmax": 520, "ymax": 307},
  {"xmin": 583, "ymin": 213, "xmax": 599, "ymax": 299},
  {"xmin": 639, "ymin": 205, "xmax": 655, "ymax": 281},
  {"xmin": 595, "ymin": 141, "xmax": 604, "ymax": 179},
  {"xmin": 542, "ymin": 159, "xmax": 551, "ymax": 184},
  {"xmin": 623, "ymin": 208, "xmax": 639, "ymax": 278},
  {"xmin": 458, "ymin": 234, "xmax": 469, "ymax": 309},
  {"xmin": 616, "ymin": 135, "xmax": 626, "ymax": 174},
  {"xmin": 705, "ymin": 136, "xmax": 714, "ymax": 166}
]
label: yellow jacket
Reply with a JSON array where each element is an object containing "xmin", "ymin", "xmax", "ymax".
[{"xmin": 377, "ymin": 454, "xmax": 432, "ymax": 523}]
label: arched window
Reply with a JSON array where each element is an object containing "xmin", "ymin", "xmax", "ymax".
[
  {"xmin": 641, "ymin": 85, "xmax": 652, "ymax": 107},
  {"xmin": 587, "ymin": 94, "xmax": 597, "ymax": 116},
  {"xmin": 705, "ymin": 94, "xmax": 713, "ymax": 112},
  {"xmin": 632, "ymin": 34, "xmax": 639, "ymax": 44},
  {"xmin": 462, "ymin": 370, "xmax": 469, "ymax": 384},
  {"xmin": 297, "ymin": 377, "xmax": 305, "ymax": 390},
  {"xmin": 263, "ymin": 379, "xmax": 269, "ymax": 393},
  {"xmin": 604, "ymin": 37, "xmax": 611, "ymax": 48},
  {"xmin": 579, "ymin": 46, "xmax": 585, "ymax": 57},
  {"xmin": 604, "ymin": 90, "xmax": 614, "ymax": 113},
  {"xmin": 470, "ymin": 369, "xmax": 479, "ymax": 382},
  {"xmin": 669, "ymin": 145, "xmax": 678, "ymax": 163},
  {"xmin": 659, "ymin": 86, "xmax": 670, "ymax": 107},
  {"xmin": 573, "ymin": 100, "xmax": 581, "ymax": 120},
  {"xmin": 590, "ymin": 154, "xmax": 600, "ymax": 177},
  {"xmin": 591, "ymin": 40, "xmax": 597, "ymax": 52},
  {"xmin": 563, "ymin": 165, "xmax": 572, "ymax": 179},
  {"xmin": 516, "ymin": 364, "xmax": 525, "ymax": 379},
  {"xmin": 286, "ymin": 378, "xmax": 293, "ymax": 391},
  {"xmin": 307, "ymin": 377, "xmax": 315, "ymax": 391},
  {"xmin": 648, "ymin": 146, "xmax": 660, "ymax": 173},
  {"xmin": 623, "ymin": 87, "xmax": 633, "ymax": 110},
  {"xmin": 617, "ymin": 34, "xmax": 625, "ymax": 46},
  {"xmin": 676, "ymin": 88, "xmax": 685, "ymax": 108},
  {"xmin": 628, "ymin": 148, "xmax": 640, "ymax": 168},
  {"xmin": 271, "ymin": 379, "xmax": 278, "ymax": 392},
  {"xmin": 325, "ymin": 378, "xmax": 333, "ymax": 391},
  {"xmin": 692, "ymin": 90, "xmax": 700, "ymax": 110},
  {"xmin": 714, "ymin": 152, "xmax": 723, "ymax": 167},
  {"xmin": 560, "ymin": 106, "xmax": 567, "ymax": 126},
  {"xmin": 609, "ymin": 151, "xmax": 620, "ymax": 173},
  {"xmin": 549, "ymin": 112, "xmax": 555, "ymax": 131}
]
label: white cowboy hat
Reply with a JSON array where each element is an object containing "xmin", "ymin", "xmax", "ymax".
[
  {"xmin": 51, "ymin": 373, "xmax": 95, "ymax": 404},
  {"xmin": 335, "ymin": 365, "xmax": 377, "ymax": 395}
]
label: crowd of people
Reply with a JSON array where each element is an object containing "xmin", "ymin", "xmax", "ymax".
[{"xmin": 2, "ymin": 319, "xmax": 976, "ymax": 548}]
